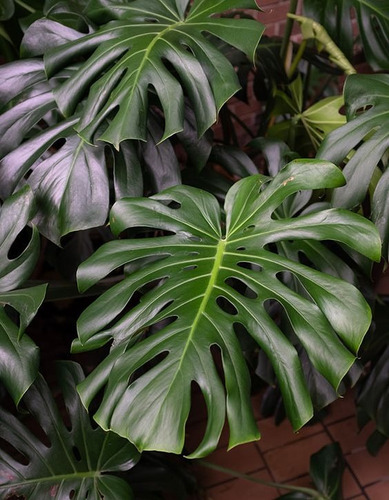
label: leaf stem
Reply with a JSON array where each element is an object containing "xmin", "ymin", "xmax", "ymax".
[
  {"xmin": 196, "ymin": 460, "xmax": 324, "ymax": 498},
  {"xmin": 280, "ymin": 0, "xmax": 298, "ymax": 66},
  {"xmin": 14, "ymin": 0, "xmax": 36, "ymax": 13}
]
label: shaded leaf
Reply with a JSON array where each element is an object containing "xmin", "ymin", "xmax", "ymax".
[
  {"xmin": 0, "ymin": 187, "xmax": 44, "ymax": 403},
  {"xmin": 0, "ymin": 120, "xmax": 110, "ymax": 245},
  {"xmin": 0, "ymin": 186, "xmax": 40, "ymax": 292},
  {"xmin": 310, "ymin": 443, "xmax": 344, "ymax": 499},
  {"xmin": 304, "ymin": 0, "xmax": 389, "ymax": 70},
  {"xmin": 74, "ymin": 161, "xmax": 380, "ymax": 458},
  {"xmin": 0, "ymin": 0, "xmax": 14, "ymax": 21},
  {"xmin": 357, "ymin": 345, "xmax": 389, "ymax": 437},
  {"xmin": 0, "ymin": 361, "xmax": 140, "ymax": 499}
]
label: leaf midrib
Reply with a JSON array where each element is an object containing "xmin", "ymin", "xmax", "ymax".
[
  {"xmin": 0, "ymin": 470, "xmax": 103, "ymax": 490},
  {"xmin": 152, "ymin": 238, "xmax": 226, "ymax": 400}
]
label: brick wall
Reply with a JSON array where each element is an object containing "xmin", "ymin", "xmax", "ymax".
[{"xmin": 213, "ymin": 0, "xmax": 303, "ymax": 145}]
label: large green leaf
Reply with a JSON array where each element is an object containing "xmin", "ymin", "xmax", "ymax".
[
  {"xmin": 317, "ymin": 74, "xmax": 389, "ymax": 257},
  {"xmin": 21, "ymin": 0, "xmax": 264, "ymax": 147},
  {"xmin": 0, "ymin": 186, "xmax": 46, "ymax": 403},
  {"xmin": 303, "ymin": 0, "xmax": 389, "ymax": 70},
  {"xmin": 0, "ymin": 361, "xmax": 140, "ymax": 499},
  {"xmin": 0, "ymin": 186, "xmax": 40, "ymax": 291},
  {"xmin": 73, "ymin": 161, "xmax": 380, "ymax": 458}
]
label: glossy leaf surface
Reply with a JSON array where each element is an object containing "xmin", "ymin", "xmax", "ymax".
[
  {"xmin": 0, "ymin": 361, "xmax": 140, "ymax": 499},
  {"xmin": 0, "ymin": 187, "xmax": 45, "ymax": 403},
  {"xmin": 28, "ymin": 0, "xmax": 264, "ymax": 146},
  {"xmin": 303, "ymin": 0, "xmax": 389, "ymax": 70},
  {"xmin": 74, "ymin": 161, "xmax": 380, "ymax": 458},
  {"xmin": 318, "ymin": 74, "xmax": 389, "ymax": 257}
]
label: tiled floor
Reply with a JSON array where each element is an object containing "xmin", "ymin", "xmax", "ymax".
[{"xmin": 187, "ymin": 390, "xmax": 389, "ymax": 499}]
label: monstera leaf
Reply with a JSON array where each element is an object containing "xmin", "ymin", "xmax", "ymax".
[
  {"xmin": 73, "ymin": 161, "xmax": 380, "ymax": 458},
  {"xmin": 20, "ymin": 0, "xmax": 264, "ymax": 147},
  {"xmin": 318, "ymin": 74, "xmax": 389, "ymax": 258},
  {"xmin": 0, "ymin": 186, "xmax": 46, "ymax": 403},
  {"xmin": 303, "ymin": 0, "xmax": 389, "ymax": 70},
  {"xmin": 0, "ymin": 361, "xmax": 140, "ymax": 499},
  {"xmin": 268, "ymin": 77, "xmax": 346, "ymax": 153}
]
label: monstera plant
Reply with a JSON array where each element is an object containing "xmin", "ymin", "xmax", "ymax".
[{"xmin": 0, "ymin": 0, "xmax": 388, "ymax": 498}]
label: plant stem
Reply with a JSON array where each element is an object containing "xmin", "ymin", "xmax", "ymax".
[
  {"xmin": 280, "ymin": 0, "xmax": 298, "ymax": 65},
  {"xmin": 196, "ymin": 460, "xmax": 324, "ymax": 498},
  {"xmin": 14, "ymin": 0, "xmax": 36, "ymax": 13},
  {"xmin": 288, "ymin": 40, "xmax": 306, "ymax": 78}
]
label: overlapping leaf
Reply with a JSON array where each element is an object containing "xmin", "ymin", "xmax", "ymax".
[
  {"xmin": 21, "ymin": 0, "xmax": 264, "ymax": 147},
  {"xmin": 0, "ymin": 187, "xmax": 46, "ymax": 403},
  {"xmin": 303, "ymin": 0, "xmax": 389, "ymax": 70},
  {"xmin": 73, "ymin": 160, "xmax": 380, "ymax": 458},
  {"xmin": 0, "ymin": 361, "xmax": 140, "ymax": 499},
  {"xmin": 318, "ymin": 74, "xmax": 389, "ymax": 258}
]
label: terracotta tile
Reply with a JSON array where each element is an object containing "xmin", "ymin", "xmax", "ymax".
[
  {"xmin": 327, "ymin": 417, "xmax": 375, "ymax": 454},
  {"xmin": 194, "ymin": 442, "xmax": 265, "ymax": 488},
  {"xmin": 365, "ymin": 480, "xmax": 389, "ymax": 499},
  {"xmin": 322, "ymin": 391, "xmax": 356, "ymax": 424},
  {"xmin": 277, "ymin": 467, "xmax": 361, "ymax": 498},
  {"xmin": 347, "ymin": 496, "xmax": 368, "ymax": 500},
  {"xmin": 346, "ymin": 443, "xmax": 389, "ymax": 486},
  {"xmin": 264, "ymin": 432, "xmax": 332, "ymax": 482},
  {"xmin": 277, "ymin": 474, "xmax": 314, "ymax": 496},
  {"xmin": 257, "ymin": 417, "xmax": 324, "ymax": 452},
  {"xmin": 343, "ymin": 468, "xmax": 363, "ymax": 498},
  {"xmin": 205, "ymin": 469, "xmax": 277, "ymax": 500}
]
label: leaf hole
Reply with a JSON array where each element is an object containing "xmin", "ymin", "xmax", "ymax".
[
  {"xmin": 72, "ymin": 446, "xmax": 82, "ymax": 462},
  {"xmin": 7, "ymin": 226, "xmax": 33, "ymax": 260},
  {"xmin": 168, "ymin": 200, "xmax": 181, "ymax": 209},
  {"xmin": 188, "ymin": 235, "xmax": 201, "ymax": 242},
  {"xmin": 355, "ymin": 104, "xmax": 373, "ymax": 115},
  {"xmin": 243, "ymin": 224, "xmax": 256, "ymax": 232},
  {"xmin": 236, "ymin": 246, "xmax": 246, "ymax": 251},
  {"xmin": 224, "ymin": 277, "xmax": 258, "ymax": 299},
  {"xmin": 149, "ymin": 314, "xmax": 177, "ymax": 335},
  {"xmin": 210, "ymin": 344, "xmax": 224, "ymax": 384},
  {"xmin": 237, "ymin": 261, "xmax": 262, "ymax": 272},
  {"xmin": 19, "ymin": 416, "xmax": 52, "ymax": 448},
  {"xmin": 216, "ymin": 296, "xmax": 238, "ymax": 316},
  {"xmin": 188, "ymin": 251, "xmax": 199, "ymax": 256},
  {"xmin": 183, "ymin": 265, "xmax": 197, "ymax": 271},
  {"xmin": 0, "ymin": 437, "xmax": 30, "ymax": 466},
  {"xmin": 131, "ymin": 351, "xmax": 169, "ymax": 382},
  {"xmin": 69, "ymin": 491, "xmax": 75, "ymax": 499}
]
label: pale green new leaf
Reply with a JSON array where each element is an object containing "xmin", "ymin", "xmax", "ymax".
[
  {"xmin": 29, "ymin": 0, "xmax": 264, "ymax": 147},
  {"xmin": 0, "ymin": 361, "xmax": 139, "ymax": 499},
  {"xmin": 300, "ymin": 96, "xmax": 346, "ymax": 151},
  {"xmin": 74, "ymin": 161, "xmax": 380, "ymax": 458}
]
